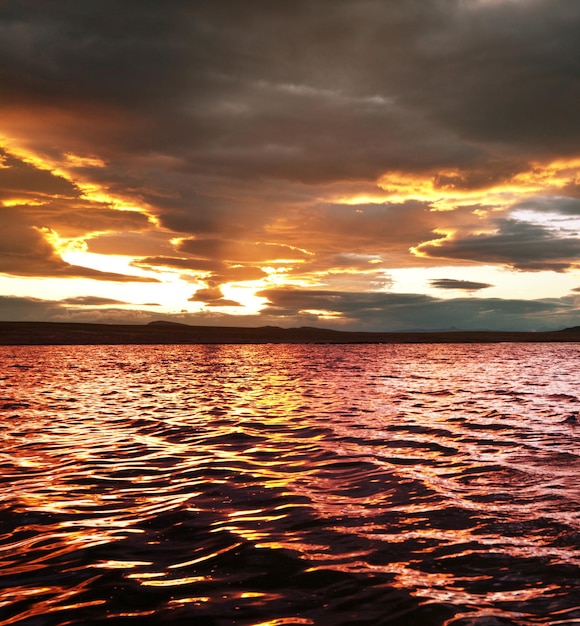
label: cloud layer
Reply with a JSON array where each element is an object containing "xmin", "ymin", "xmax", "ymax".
[{"xmin": 1, "ymin": 1, "xmax": 580, "ymax": 330}]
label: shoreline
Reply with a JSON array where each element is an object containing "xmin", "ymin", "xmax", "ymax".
[{"xmin": 1, "ymin": 321, "xmax": 580, "ymax": 345}]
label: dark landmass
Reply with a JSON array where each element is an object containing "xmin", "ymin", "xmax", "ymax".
[{"xmin": 1, "ymin": 321, "xmax": 580, "ymax": 345}]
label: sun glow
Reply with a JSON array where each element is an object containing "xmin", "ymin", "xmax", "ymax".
[
  {"xmin": 62, "ymin": 250, "xmax": 144, "ymax": 276},
  {"xmin": 333, "ymin": 193, "xmax": 394, "ymax": 205},
  {"xmin": 221, "ymin": 283, "xmax": 269, "ymax": 313},
  {"xmin": 40, "ymin": 228, "xmax": 89, "ymax": 257}
]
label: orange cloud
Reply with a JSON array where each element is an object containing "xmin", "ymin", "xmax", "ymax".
[{"xmin": 374, "ymin": 158, "xmax": 580, "ymax": 212}]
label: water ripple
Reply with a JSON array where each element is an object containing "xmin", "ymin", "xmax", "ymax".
[{"xmin": 1, "ymin": 343, "xmax": 579, "ymax": 625}]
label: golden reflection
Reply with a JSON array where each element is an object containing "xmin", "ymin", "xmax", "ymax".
[
  {"xmin": 212, "ymin": 525, "xmax": 271, "ymax": 542},
  {"xmin": 168, "ymin": 597, "xmax": 211, "ymax": 605},
  {"xmin": 93, "ymin": 560, "xmax": 152, "ymax": 569},
  {"xmin": 0, "ymin": 586, "xmax": 52, "ymax": 598},
  {"xmin": 228, "ymin": 507, "xmax": 266, "ymax": 517},
  {"xmin": 138, "ymin": 576, "xmax": 207, "ymax": 587},
  {"xmin": 0, "ymin": 575, "xmax": 105, "ymax": 626},
  {"xmin": 168, "ymin": 543, "xmax": 243, "ymax": 569},
  {"xmin": 3, "ymin": 343, "xmax": 580, "ymax": 624},
  {"xmin": 114, "ymin": 610, "xmax": 158, "ymax": 617},
  {"xmin": 225, "ymin": 512, "xmax": 288, "ymax": 523},
  {"xmin": 252, "ymin": 617, "xmax": 315, "ymax": 626}
]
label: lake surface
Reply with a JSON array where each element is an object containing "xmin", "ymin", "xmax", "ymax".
[{"xmin": 1, "ymin": 343, "xmax": 579, "ymax": 625}]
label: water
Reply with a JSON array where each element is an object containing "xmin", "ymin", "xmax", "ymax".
[{"xmin": 1, "ymin": 343, "xmax": 579, "ymax": 626}]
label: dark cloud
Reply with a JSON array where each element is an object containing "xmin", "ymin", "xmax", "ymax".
[
  {"xmin": 0, "ymin": 296, "xmax": 157, "ymax": 323},
  {"xmin": 257, "ymin": 287, "xmax": 580, "ymax": 331},
  {"xmin": 177, "ymin": 238, "xmax": 309, "ymax": 264},
  {"xmin": 3, "ymin": 289, "xmax": 580, "ymax": 332},
  {"xmin": 0, "ymin": 208, "xmax": 157, "ymax": 281},
  {"xmin": 430, "ymin": 279, "xmax": 493, "ymax": 291},
  {"xmin": 513, "ymin": 196, "xmax": 580, "ymax": 216},
  {"xmin": 257, "ymin": 288, "xmax": 430, "ymax": 318},
  {"xmin": 5, "ymin": 0, "xmax": 577, "ymax": 186},
  {"xmin": 0, "ymin": 2, "xmax": 191, "ymax": 131},
  {"xmin": 60, "ymin": 296, "xmax": 128, "ymax": 306},
  {"xmin": 34, "ymin": 207, "xmax": 151, "ymax": 239},
  {"xmin": 1, "ymin": 148, "xmax": 151, "ymax": 238},
  {"xmin": 86, "ymin": 233, "xmax": 171, "ymax": 257},
  {"xmin": 189, "ymin": 288, "xmax": 241, "ymax": 308},
  {"xmin": 133, "ymin": 257, "xmax": 267, "ymax": 286},
  {"xmin": 0, "ymin": 149, "xmax": 77, "ymax": 198},
  {"xmin": 278, "ymin": 201, "xmax": 438, "ymax": 249},
  {"xmin": 2, "ymin": 1, "xmax": 578, "ymax": 207},
  {"xmin": 209, "ymin": 266, "xmax": 267, "ymax": 284},
  {"xmin": 367, "ymin": 0, "xmax": 580, "ymax": 160},
  {"xmin": 416, "ymin": 219, "xmax": 580, "ymax": 272},
  {"xmin": 0, "ymin": 149, "xmax": 156, "ymax": 281},
  {"xmin": 264, "ymin": 201, "xmax": 490, "ymax": 278},
  {"xmin": 432, "ymin": 162, "xmax": 529, "ymax": 193},
  {"xmin": 0, "ymin": 296, "xmax": 64, "ymax": 321}
]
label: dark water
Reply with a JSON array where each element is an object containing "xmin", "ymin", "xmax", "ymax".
[{"xmin": 1, "ymin": 343, "xmax": 579, "ymax": 626}]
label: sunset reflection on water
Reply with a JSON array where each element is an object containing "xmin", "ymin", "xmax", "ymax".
[{"xmin": 1, "ymin": 343, "xmax": 579, "ymax": 625}]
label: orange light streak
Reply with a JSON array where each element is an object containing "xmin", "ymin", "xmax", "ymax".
[
  {"xmin": 326, "ymin": 157, "xmax": 580, "ymax": 212},
  {"xmin": 0, "ymin": 136, "xmax": 158, "ymax": 223}
]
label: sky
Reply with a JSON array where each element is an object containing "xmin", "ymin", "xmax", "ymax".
[{"xmin": 1, "ymin": 0, "xmax": 580, "ymax": 331}]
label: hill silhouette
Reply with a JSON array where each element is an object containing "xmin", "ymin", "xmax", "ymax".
[{"xmin": 1, "ymin": 321, "xmax": 580, "ymax": 345}]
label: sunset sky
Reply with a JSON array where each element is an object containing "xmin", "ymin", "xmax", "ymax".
[{"xmin": 2, "ymin": 0, "xmax": 580, "ymax": 331}]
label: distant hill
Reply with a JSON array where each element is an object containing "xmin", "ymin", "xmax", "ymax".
[{"xmin": 1, "ymin": 321, "xmax": 580, "ymax": 345}]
